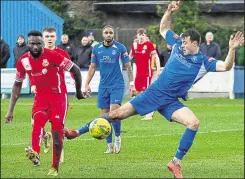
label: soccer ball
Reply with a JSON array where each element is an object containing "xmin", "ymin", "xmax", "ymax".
[{"xmin": 89, "ymin": 118, "xmax": 111, "ymax": 140}]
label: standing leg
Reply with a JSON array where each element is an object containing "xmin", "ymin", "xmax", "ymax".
[{"xmin": 167, "ymin": 107, "xmax": 200, "ymax": 179}]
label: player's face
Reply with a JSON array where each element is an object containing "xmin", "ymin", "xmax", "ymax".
[
  {"xmin": 137, "ymin": 33, "xmax": 146, "ymax": 43},
  {"xmin": 102, "ymin": 27, "xmax": 114, "ymax": 43},
  {"xmin": 181, "ymin": 36, "xmax": 198, "ymax": 55},
  {"xmin": 43, "ymin": 31, "xmax": 57, "ymax": 48},
  {"xmin": 27, "ymin": 36, "xmax": 43, "ymax": 58}
]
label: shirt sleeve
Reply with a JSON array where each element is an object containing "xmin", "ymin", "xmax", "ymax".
[
  {"xmin": 52, "ymin": 51, "xmax": 74, "ymax": 71},
  {"xmin": 120, "ymin": 44, "xmax": 130, "ymax": 63},
  {"xmin": 91, "ymin": 47, "xmax": 98, "ymax": 64},
  {"xmin": 148, "ymin": 42, "xmax": 157, "ymax": 56},
  {"xmin": 165, "ymin": 30, "xmax": 181, "ymax": 46},
  {"xmin": 204, "ymin": 57, "xmax": 218, "ymax": 72},
  {"xmin": 15, "ymin": 59, "xmax": 26, "ymax": 82}
]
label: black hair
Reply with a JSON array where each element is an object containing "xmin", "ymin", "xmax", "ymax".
[
  {"xmin": 102, "ymin": 25, "xmax": 115, "ymax": 32},
  {"xmin": 181, "ymin": 29, "xmax": 201, "ymax": 44},
  {"xmin": 27, "ymin": 30, "xmax": 42, "ymax": 37},
  {"xmin": 17, "ymin": 35, "xmax": 25, "ymax": 40}
]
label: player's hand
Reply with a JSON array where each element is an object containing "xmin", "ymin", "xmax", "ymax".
[
  {"xmin": 130, "ymin": 85, "xmax": 137, "ymax": 97},
  {"xmin": 167, "ymin": 1, "xmax": 181, "ymax": 12},
  {"xmin": 76, "ymin": 90, "xmax": 86, "ymax": 100},
  {"xmin": 156, "ymin": 70, "xmax": 161, "ymax": 76},
  {"xmin": 229, "ymin": 31, "xmax": 244, "ymax": 50},
  {"xmin": 85, "ymin": 84, "xmax": 92, "ymax": 97},
  {"xmin": 5, "ymin": 111, "xmax": 13, "ymax": 124}
]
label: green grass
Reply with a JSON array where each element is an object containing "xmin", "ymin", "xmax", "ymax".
[{"xmin": 1, "ymin": 97, "xmax": 244, "ymax": 178}]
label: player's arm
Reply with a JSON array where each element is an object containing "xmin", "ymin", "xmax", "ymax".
[
  {"xmin": 5, "ymin": 60, "xmax": 26, "ymax": 124},
  {"xmin": 152, "ymin": 51, "xmax": 161, "ymax": 76},
  {"xmin": 159, "ymin": 1, "xmax": 181, "ymax": 39},
  {"xmin": 85, "ymin": 63, "xmax": 97, "ymax": 97},
  {"xmin": 69, "ymin": 63, "xmax": 85, "ymax": 99},
  {"xmin": 216, "ymin": 31, "xmax": 244, "ymax": 72},
  {"xmin": 120, "ymin": 45, "xmax": 136, "ymax": 96},
  {"xmin": 5, "ymin": 81, "xmax": 23, "ymax": 124}
]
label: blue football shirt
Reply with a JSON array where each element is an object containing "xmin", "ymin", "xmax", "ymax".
[
  {"xmin": 91, "ymin": 40, "xmax": 130, "ymax": 88},
  {"xmin": 150, "ymin": 30, "xmax": 218, "ymax": 98}
]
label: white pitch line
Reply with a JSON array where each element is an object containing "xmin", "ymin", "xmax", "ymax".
[
  {"xmin": 1, "ymin": 128, "xmax": 243, "ymax": 147},
  {"xmin": 1, "ymin": 103, "xmax": 244, "ymax": 107}
]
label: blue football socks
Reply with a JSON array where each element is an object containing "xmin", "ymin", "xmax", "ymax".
[{"xmin": 175, "ymin": 128, "xmax": 198, "ymax": 160}]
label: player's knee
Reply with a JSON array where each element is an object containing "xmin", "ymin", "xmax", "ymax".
[
  {"xmin": 188, "ymin": 119, "xmax": 199, "ymax": 130},
  {"xmin": 32, "ymin": 111, "xmax": 48, "ymax": 127}
]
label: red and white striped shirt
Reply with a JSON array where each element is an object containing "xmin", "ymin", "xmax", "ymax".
[{"xmin": 16, "ymin": 48, "xmax": 73, "ymax": 94}]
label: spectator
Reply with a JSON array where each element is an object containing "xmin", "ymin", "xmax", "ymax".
[
  {"xmin": 0, "ymin": 36, "xmax": 10, "ymax": 68},
  {"xmin": 87, "ymin": 32, "xmax": 99, "ymax": 47},
  {"xmin": 200, "ymin": 32, "xmax": 221, "ymax": 60},
  {"xmin": 58, "ymin": 34, "xmax": 76, "ymax": 62},
  {"xmin": 159, "ymin": 43, "xmax": 172, "ymax": 67},
  {"xmin": 13, "ymin": 35, "xmax": 28, "ymax": 67},
  {"xmin": 75, "ymin": 36, "xmax": 92, "ymax": 69}
]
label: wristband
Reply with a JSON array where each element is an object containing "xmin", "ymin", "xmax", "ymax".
[{"xmin": 129, "ymin": 81, "xmax": 134, "ymax": 86}]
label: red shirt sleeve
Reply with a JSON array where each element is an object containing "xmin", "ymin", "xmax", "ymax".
[
  {"xmin": 50, "ymin": 50, "xmax": 74, "ymax": 71},
  {"xmin": 15, "ymin": 58, "xmax": 26, "ymax": 82}
]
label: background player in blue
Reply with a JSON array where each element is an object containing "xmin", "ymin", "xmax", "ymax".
[
  {"xmin": 65, "ymin": 25, "xmax": 136, "ymax": 154},
  {"xmin": 65, "ymin": 1, "xmax": 243, "ymax": 178}
]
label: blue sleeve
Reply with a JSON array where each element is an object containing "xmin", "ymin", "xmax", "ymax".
[
  {"xmin": 91, "ymin": 47, "xmax": 98, "ymax": 64},
  {"xmin": 165, "ymin": 30, "xmax": 181, "ymax": 46},
  {"xmin": 120, "ymin": 44, "xmax": 130, "ymax": 63},
  {"xmin": 204, "ymin": 57, "xmax": 217, "ymax": 72}
]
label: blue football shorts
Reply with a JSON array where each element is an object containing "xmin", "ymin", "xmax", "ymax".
[
  {"xmin": 130, "ymin": 87, "xmax": 185, "ymax": 121},
  {"xmin": 97, "ymin": 87, "xmax": 124, "ymax": 109}
]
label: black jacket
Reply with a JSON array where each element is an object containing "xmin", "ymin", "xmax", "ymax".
[
  {"xmin": 75, "ymin": 44, "xmax": 92, "ymax": 68},
  {"xmin": 0, "ymin": 39, "xmax": 10, "ymax": 68},
  {"xmin": 13, "ymin": 42, "xmax": 28, "ymax": 67},
  {"xmin": 200, "ymin": 42, "xmax": 221, "ymax": 60},
  {"xmin": 57, "ymin": 43, "xmax": 76, "ymax": 62}
]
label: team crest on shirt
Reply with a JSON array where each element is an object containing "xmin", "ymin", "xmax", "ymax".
[
  {"xmin": 143, "ymin": 45, "xmax": 147, "ymax": 50},
  {"xmin": 142, "ymin": 50, "xmax": 146, "ymax": 54},
  {"xmin": 42, "ymin": 59, "xmax": 49, "ymax": 67},
  {"xmin": 191, "ymin": 56, "xmax": 197, "ymax": 63},
  {"xmin": 112, "ymin": 50, "xmax": 117, "ymax": 55}
]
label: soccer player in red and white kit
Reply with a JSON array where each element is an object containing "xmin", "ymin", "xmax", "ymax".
[
  {"xmin": 129, "ymin": 28, "xmax": 161, "ymax": 120},
  {"xmin": 39, "ymin": 26, "xmax": 74, "ymax": 162},
  {"xmin": 5, "ymin": 30, "xmax": 85, "ymax": 176}
]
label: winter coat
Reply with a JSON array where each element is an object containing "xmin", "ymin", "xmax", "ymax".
[
  {"xmin": 75, "ymin": 44, "xmax": 92, "ymax": 68},
  {"xmin": 200, "ymin": 42, "xmax": 221, "ymax": 60},
  {"xmin": 57, "ymin": 43, "xmax": 76, "ymax": 62},
  {"xmin": 0, "ymin": 39, "xmax": 10, "ymax": 68},
  {"xmin": 13, "ymin": 42, "xmax": 28, "ymax": 67}
]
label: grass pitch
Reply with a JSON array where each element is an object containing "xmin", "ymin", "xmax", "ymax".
[{"xmin": 1, "ymin": 97, "xmax": 244, "ymax": 178}]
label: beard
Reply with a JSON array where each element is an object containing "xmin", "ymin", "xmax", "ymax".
[{"xmin": 29, "ymin": 50, "xmax": 42, "ymax": 58}]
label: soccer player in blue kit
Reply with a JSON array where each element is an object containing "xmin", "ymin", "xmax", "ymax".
[
  {"xmin": 65, "ymin": 25, "xmax": 136, "ymax": 154},
  {"xmin": 65, "ymin": 1, "xmax": 243, "ymax": 178}
]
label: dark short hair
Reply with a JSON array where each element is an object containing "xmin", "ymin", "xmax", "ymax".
[
  {"xmin": 27, "ymin": 30, "xmax": 42, "ymax": 37},
  {"xmin": 181, "ymin": 29, "xmax": 201, "ymax": 44},
  {"xmin": 42, "ymin": 26, "xmax": 56, "ymax": 33},
  {"xmin": 102, "ymin": 25, "xmax": 115, "ymax": 32},
  {"xmin": 137, "ymin": 28, "xmax": 147, "ymax": 35},
  {"xmin": 17, "ymin": 35, "xmax": 25, "ymax": 40}
]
